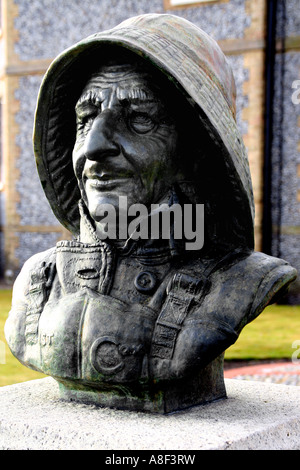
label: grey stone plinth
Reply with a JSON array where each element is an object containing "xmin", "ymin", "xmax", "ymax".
[{"xmin": 1, "ymin": 377, "xmax": 300, "ymax": 450}]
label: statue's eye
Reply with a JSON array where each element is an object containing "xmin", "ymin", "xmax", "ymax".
[
  {"xmin": 129, "ymin": 112, "xmax": 156, "ymax": 134},
  {"xmin": 76, "ymin": 100, "xmax": 99, "ymax": 135},
  {"xmin": 77, "ymin": 114, "xmax": 96, "ymax": 137},
  {"xmin": 83, "ymin": 116, "xmax": 95, "ymax": 131}
]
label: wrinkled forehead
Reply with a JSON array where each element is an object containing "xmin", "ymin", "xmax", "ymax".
[{"xmin": 80, "ymin": 64, "xmax": 161, "ymax": 101}]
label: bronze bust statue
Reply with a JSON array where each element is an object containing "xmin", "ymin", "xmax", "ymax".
[{"xmin": 5, "ymin": 14, "xmax": 297, "ymax": 413}]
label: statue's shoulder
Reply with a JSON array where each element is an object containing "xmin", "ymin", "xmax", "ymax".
[
  {"xmin": 22, "ymin": 246, "xmax": 56, "ymax": 270},
  {"xmin": 231, "ymin": 251, "xmax": 297, "ymax": 317},
  {"xmin": 198, "ymin": 251, "xmax": 297, "ymax": 325},
  {"xmin": 179, "ymin": 251, "xmax": 297, "ymax": 327},
  {"xmin": 12, "ymin": 246, "xmax": 57, "ymax": 299},
  {"xmin": 6, "ymin": 247, "xmax": 57, "ymax": 361},
  {"xmin": 181, "ymin": 249, "xmax": 297, "ymax": 281},
  {"xmin": 216, "ymin": 251, "xmax": 297, "ymax": 299},
  {"xmin": 229, "ymin": 250, "xmax": 295, "ymax": 274},
  {"xmin": 216, "ymin": 249, "xmax": 295, "ymax": 273},
  {"xmin": 190, "ymin": 250, "xmax": 297, "ymax": 292}
]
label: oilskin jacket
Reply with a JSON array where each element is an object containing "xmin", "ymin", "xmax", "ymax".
[{"xmin": 5, "ymin": 211, "xmax": 297, "ymax": 388}]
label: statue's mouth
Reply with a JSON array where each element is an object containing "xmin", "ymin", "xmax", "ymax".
[
  {"xmin": 86, "ymin": 176, "xmax": 129, "ymax": 190},
  {"xmin": 84, "ymin": 171, "xmax": 133, "ymax": 191}
]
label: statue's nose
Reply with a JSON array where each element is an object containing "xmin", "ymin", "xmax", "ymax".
[{"xmin": 84, "ymin": 110, "xmax": 120, "ymax": 161}]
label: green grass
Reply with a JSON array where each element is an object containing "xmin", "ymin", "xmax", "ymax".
[
  {"xmin": 225, "ymin": 303, "xmax": 300, "ymax": 361},
  {"xmin": 0, "ymin": 289, "xmax": 46, "ymax": 386},
  {"xmin": 1, "ymin": 289, "xmax": 300, "ymax": 386}
]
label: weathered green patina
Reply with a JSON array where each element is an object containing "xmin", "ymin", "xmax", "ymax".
[{"xmin": 5, "ymin": 14, "xmax": 297, "ymax": 413}]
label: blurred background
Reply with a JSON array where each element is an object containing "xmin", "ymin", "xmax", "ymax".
[{"xmin": 0, "ymin": 0, "xmax": 299, "ymax": 385}]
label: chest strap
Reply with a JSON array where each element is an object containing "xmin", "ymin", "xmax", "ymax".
[
  {"xmin": 150, "ymin": 251, "xmax": 250, "ymax": 360},
  {"xmin": 150, "ymin": 271, "xmax": 204, "ymax": 360}
]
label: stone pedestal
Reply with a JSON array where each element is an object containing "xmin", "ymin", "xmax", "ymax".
[
  {"xmin": 57, "ymin": 355, "xmax": 226, "ymax": 414},
  {"xmin": 1, "ymin": 377, "xmax": 300, "ymax": 450}
]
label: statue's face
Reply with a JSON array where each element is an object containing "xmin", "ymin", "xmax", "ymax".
[{"xmin": 72, "ymin": 64, "xmax": 181, "ymax": 224}]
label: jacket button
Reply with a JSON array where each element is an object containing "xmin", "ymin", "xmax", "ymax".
[{"xmin": 134, "ymin": 271, "xmax": 157, "ymax": 294}]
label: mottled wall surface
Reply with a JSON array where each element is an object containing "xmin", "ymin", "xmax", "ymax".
[
  {"xmin": 271, "ymin": 52, "xmax": 300, "ymax": 232},
  {"xmin": 276, "ymin": 0, "xmax": 300, "ymax": 38},
  {"xmin": 15, "ymin": 232, "xmax": 59, "ymax": 267},
  {"xmin": 15, "ymin": 75, "xmax": 57, "ymax": 227},
  {"xmin": 7, "ymin": 0, "xmax": 252, "ymax": 270},
  {"xmin": 271, "ymin": 0, "xmax": 300, "ymax": 302},
  {"xmin": 14, "ymin": 0, "xmax": 251, "ymax": 61},
  {"xmin": 227, "ymin": 55, "xmax": 249, "ymax": 137}
]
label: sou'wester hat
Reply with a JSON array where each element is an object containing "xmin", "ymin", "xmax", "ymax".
[{"xmin": 33, "ymin": 13, "xmax": 255, "ymax": 248}]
